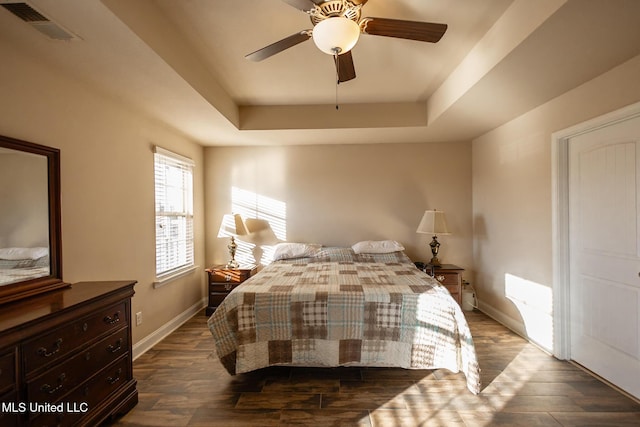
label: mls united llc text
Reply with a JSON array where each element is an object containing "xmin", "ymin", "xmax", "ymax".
[{"xmin": 2, "ymin": 401, "xmax": 89, "ymax": 414}]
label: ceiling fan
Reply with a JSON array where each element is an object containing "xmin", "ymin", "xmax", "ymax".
[{"xmin": 246, "ymin": 0, "xmax": 448, "ymax": 83}]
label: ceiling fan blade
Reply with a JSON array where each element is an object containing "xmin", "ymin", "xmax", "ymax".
[
  {"xmin": 246, "ymin": 31, "xmax": 311, "ymax": 61},
  {"xmin": 280, "ymin": 0, "xmax": 318, "ymax": 11},
  {"xmin": 335, "ymin": 50, "xmax": 356, "ymax": 83},
  {"xmin": 361, "ymin": 17, "xmax": 447, "ymax": 43}
]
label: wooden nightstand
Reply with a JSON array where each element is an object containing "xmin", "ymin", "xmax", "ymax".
[
  {"xmin": 426, "ymin": 264, "xmax": 464, "ymax": 306},
  {"xmin": 205, "ymin": 265, "xmax": 257, "ymax": 316}
]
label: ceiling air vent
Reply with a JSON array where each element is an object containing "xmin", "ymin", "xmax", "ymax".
[{"xmin": 0, "ymin": 2, "xmax": 78, "ymax": 41}]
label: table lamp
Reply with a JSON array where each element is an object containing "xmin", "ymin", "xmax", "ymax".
[
  {"xmin": 416, "ymin": 209, "xmax": 450, "ymax": 266},
  {"xmin": 217, "ymin": 213, "xmax": 247, "ymax": 268}
]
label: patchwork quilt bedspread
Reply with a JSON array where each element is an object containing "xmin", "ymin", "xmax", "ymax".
[{"xmin": 207, "ymin": 250, "xmax": 481, "ymax": 394}]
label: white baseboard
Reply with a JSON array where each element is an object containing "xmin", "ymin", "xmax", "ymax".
[
  {"xmin": 132, "ymin": 297, "xmax": 207, "ymax": 360},
  {"xmin": 477, "ymin": 299, "xmax": 527, "ymax": 337},
  {"xmin": 477, "ymin": 299, "xmax": 553, "ymax": 354}
]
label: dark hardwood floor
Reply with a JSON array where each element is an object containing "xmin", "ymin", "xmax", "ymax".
[{"xmin": 110, "ymin": 310, "xmax": 640, "ymax": 426}]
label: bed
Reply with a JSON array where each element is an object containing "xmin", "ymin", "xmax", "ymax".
[
  {"xmin": 0, "ymin": 247, "xmax": 50, "ymax": 286},
  {"xmin": 207, "ymin": 245, "xmax": 481, "ymax": 394}
]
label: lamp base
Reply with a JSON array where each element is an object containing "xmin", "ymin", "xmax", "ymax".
[
  {"xmin": 428, "ymin": 235, "xmax": 442, "ymax": 266},
  {"xmin": 225, "ymin": 259, "xmax": 240, "ymax": 269},
  {"xmin": 226, "ymin": 236, "xmax": 239, "ymax": 269}
]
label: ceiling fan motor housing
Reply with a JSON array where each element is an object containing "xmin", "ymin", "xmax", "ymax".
[{"xmin": 309, "ymin": 0, "xmax": 361, "ymax": 26}]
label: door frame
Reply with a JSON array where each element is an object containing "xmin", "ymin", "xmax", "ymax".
[{"xmin": 552, "ymin": 101, "xmax": 640, "ymax": 360}]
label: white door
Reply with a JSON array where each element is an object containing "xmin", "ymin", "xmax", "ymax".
[{"xmin": 568, "ymin": 114, "xmax": 640, "ymax": 398}]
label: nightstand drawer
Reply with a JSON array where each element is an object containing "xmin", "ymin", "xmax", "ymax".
[
  {"xmin": 210, "ymin": 282, "xmax": 241, "ymax": 293},
  {"xmin": 443, "ymin": 284, "xmax": 461, "ymax": 297},
  {"xmin": 208, "ymin": 269, "xmax": 251, "ymax": 283},
  {"xmin": 208, "ymin": 293, "xmax": 229, "ymax": 308},
  {"xmin": 426, "ymin": 264, "xmax": 464, "ymax": 307},
  {"xmin": 433, "ymin": 272, "xmax": 459, "ymax": 286}
]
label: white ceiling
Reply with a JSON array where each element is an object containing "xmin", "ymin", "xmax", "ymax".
[{"xmin": 2, "ymin": 0, "xmax": 640, "ymax": 146}]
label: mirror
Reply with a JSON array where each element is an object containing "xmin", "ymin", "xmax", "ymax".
[{"xmin": 0, "ymin": 134, "xmax": 66, "ymax": 304}]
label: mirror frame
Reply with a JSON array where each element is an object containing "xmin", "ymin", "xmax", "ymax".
[{"xmin": 0, "ymin": 134, "xmax": 66, "ymax": 305}]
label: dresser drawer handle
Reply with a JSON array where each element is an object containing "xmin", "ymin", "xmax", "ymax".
[
  {"xmin": 38, "ymin": 338, "xmax": 63, "ymax": 357},
  {"xmin": 224, "ymin": 283, "xmax": 233, "ymax": 291},
  {"xmin": 107, "ymin": 338, "xmax": 123, "ymax": 353},
  {"xmin": 225, "ymin": 274, "xmax": 232, "ymax": 282},
  {"xmin": 40, "ymin": 373, "xmax": 66, "ymax": 395},
  {"xmin": 107, "ymin": 368, "xmax": 122, "ymax": 385},
  {"xmin": 103, "ymin": 312, "xmax": 120, "ymax": 325},
  {"xmin": 436, "ymin": 275, "xmax": 445, "ymax": 282}
]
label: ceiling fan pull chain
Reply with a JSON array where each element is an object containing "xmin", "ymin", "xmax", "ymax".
[{"xmin": 334, "ymin": 51, "xmax": 340, "ymax": 110}]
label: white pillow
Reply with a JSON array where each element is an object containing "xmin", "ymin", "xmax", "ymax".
[
  {"xmin": 351, "ymin": 240, "xmax": 405, "ymax": 254},
  {"xmin": 272, "ymin": 243, "xmax": 322, "ymax": 261},
  {"xmin": 0, "ymin": 247, "xmax": 49, "ymax": 260}
]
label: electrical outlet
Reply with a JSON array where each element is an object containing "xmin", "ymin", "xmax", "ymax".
[{"xmin": 136, "ymin": 311, "xmax": 143, "ymax": 326}]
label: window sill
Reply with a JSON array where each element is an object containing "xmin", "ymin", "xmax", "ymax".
[{"xmin": 153, "ymin": 265, "xmax": 199, "ymax": 289}]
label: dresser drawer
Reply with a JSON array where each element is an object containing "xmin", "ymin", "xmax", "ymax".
[
  {"xmin": 0, "ymin": 349, "xmax": 16, "ymax": 394},
  {"xmin": 27, "ymin": 327, "xmax": 129, "ymax": 403},
  {"xmin": 0, "ymin": 390, "xmax": 19, "ymax": 427},
  {"xmin": 208, "ymin": 269, "xmax": 251, "ymax": 283},
  {"xmin": 23, "ymin": 301, "xmax": 128, "ymax": 374},
  {"xmin": 30, "ymin": 355, "xmax": 131, "ymax": 427}
]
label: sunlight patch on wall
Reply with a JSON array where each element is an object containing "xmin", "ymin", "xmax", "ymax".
[
  {"xmin": 231, "ymin": 186, "xmax": 286, "ymax": 265},
  {"xmin": 505, "ymin": 273, "xmax": 553, "ymax": 352}
]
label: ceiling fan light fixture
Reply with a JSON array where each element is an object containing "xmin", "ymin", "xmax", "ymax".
[{"xmin": 312, "ymin": 17, "xmax": 360, "ymax": 55}]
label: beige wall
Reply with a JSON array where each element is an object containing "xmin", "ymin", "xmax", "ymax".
[
  {"xmin": 205, "ymin": 142, "xmax": 473, "ymax": 274},
  {"xmin": 0, "ymin": 40, "xmax": 206, "ymax": 344},
  {"xmin": 6, "ymin": 26, "xmax": 638, "ymax": 356},
  {"xmin": 472, "ymin": 53, "xmax": 640, "ymax": 346},
  {"xmin": 0, "ymin": 151, "xmax": 49, "ymax": 248}
]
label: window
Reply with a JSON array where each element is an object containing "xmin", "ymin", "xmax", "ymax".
[{"xmin": 154, "ymin": 146, "xmax": 194, "ymax": 279}]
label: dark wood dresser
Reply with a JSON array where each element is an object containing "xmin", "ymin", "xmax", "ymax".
[{"xmin": 0, "ymin": 281, "xmax": 138, "ymax": 426}]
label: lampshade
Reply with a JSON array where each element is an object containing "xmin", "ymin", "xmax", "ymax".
[
  {"xmin": 244, "ymin": 218, "xmax": 279, "ymax": 246},
  {"xmin": 312, "ymin": 17, "xmax": 360, "ymax": 55},
  {"xmin": 416, "ymin": 210, "xmax": 450, "ymax": 235},
  {"xmin": 217, "ymin": 213, "xmax": 247, "ymax": 238}
]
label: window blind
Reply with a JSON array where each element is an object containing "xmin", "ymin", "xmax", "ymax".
[{"xmin": 154, "ymin": 147, "xmax": 194, "ymax": 277}]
